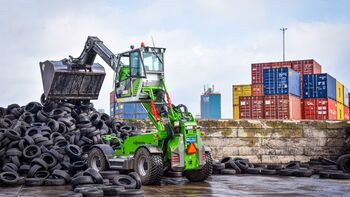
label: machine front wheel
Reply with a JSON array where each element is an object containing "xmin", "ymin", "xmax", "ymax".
[
  {"xmin": 87, "ymin": 148, "xmax": 108, "ymax": 172},
  {"xmin": 134, "ymin": 147, "xmax": 163, "ymax": 185},
  {"xmin": 184, "ymin": 152, "xmax": 213, "ymax": 182}
]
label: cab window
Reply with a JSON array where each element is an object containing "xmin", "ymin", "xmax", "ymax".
[
  {"xmin": 143, "ymin": 52, "xmax": 163, "ymax": 72},
  {"xmin": 130, "ymin": 51, "xmax": 146, "ymax": 77}
]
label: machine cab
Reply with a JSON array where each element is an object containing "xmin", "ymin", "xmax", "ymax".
[{"xmin": 115, "ymin": 45, "xmax": 166, "ymax": 103}]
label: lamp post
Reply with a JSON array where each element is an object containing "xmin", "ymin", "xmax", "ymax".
[{"xmin": 280, "ymin": 27, "xmax": 288, "ymax": 61}]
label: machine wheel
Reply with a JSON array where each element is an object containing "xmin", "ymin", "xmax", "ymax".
[
  {"xmin": 184, "ymin": 152, "xmax": 213, "ymax": 182},
  {"xmin": 134, "ymin": 147, "xmax": 163, "ymax": 185},
  {"xmin": 87, "ymin": 148, "xmax": 108, "ymax": 172}
]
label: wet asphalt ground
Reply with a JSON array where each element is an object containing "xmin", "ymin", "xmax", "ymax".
[{"xmin": 1, "ymin": 175, "xmax": 350, "ymax": 197}]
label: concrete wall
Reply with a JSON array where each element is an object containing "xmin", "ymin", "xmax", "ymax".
[{"xmin": 123, "ymin": 119, "xmax": 349, "ymax": 164}]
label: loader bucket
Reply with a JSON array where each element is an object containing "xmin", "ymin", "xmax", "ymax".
[{"xmin": 40, "ymin": 60, "xmax": 106, "ymax": 100}]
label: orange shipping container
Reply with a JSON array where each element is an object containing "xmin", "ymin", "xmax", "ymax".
[{"xmin": 252, "ymin": 84, "xmax": 264, "ymax": 96}]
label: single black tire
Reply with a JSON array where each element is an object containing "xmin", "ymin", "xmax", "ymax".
[
  {"xmin": 34, "ymin": 170, "xmax": 50, "ymax": 179},
  {"xmin": 112, "ymin": 175, "xmax": 137, "ymax": 189},
  {"xmin": 220, "ymin": 156, "xmax": 233, "ymax": 168},
  {"xmin": 228, "ymin": 160, "xmax": 242, "ymax": 174},
  {"xmin": 329, "ymin": 172, "xmax": 350, "ymax": 179},
  {"xmin": 59, "ymin": 192, "xmax": 83, "ymax": 197},
  {"xmin": 247, "ymin": 168, "xmax": 262, "ymax": 175},
  {"xmin": 292, "ymin": 169, "xmax": 314, "ymax": 177},
  {"xmin": 52, "ymin": 169, "xmax": 71, "ymax": 183},
  {"xmin": 45, "ymin": 178, "xmax": 66, "ymax": 186},
  {"xmin": 319, "ymin": 171, "xmax": 331, "ymax": 179},
  {"xmin": 266, "ymin": 164, "xmax": 283, "ymax": 170},
  {"xmin": 40, "ymin": 153, "xmax": 58, "ymax": 168},
  {"xmin": 220, "ymin": 169, "xmax": 236, "ymax": 175},
  {"xmin": 133, "ymin": 147, "xmax": 163, "ymax": 185},
  {"xmin": 72, "ymin": 161, "xmax": 88, "ymax": 172},
  {"xmin": 336, "ymin": 154, "xmax": 350, "ymax": 173},
  {"xmin": 65, "ymin": 145, "xmax": 82, "ymax": 160},
  {"xmin": 28, "ymin": 164, "xmax": 42, "ymax": 178},
  {"xmin": 165, "ymin": 170, "xmax": 183, "ymax": 177},
  {"xmin": 83, "ymin": 168, "xmax": 104, "ymax": 184},
  {"xmin": 285, "ymin": 162, "xmax": 300, "ymax": 169},
  {"xmin": 278, "ymin": 169, "xmax": 296, "ymax": 176},
  {"xmin": 184, "ymin": 152, "xmax": 213, "ymax": 182},
  {"xmin": 213, "ymin": 163, "xmax": 225, "ymax": 171},
  {"xmin": 99, "ymin": 171, "xmax": 120, "ymax": 180},
  {"xmin": 100, "ymin": 185, "xmax": 125, "ymax": 196},
  {"xmin": 128, "ymin": 172, "xmax": 142, "ymax": 189},
  {"xmin": 87, "ymin": 148, "xmax": 108, "ymax": 172},
  {"xmin": 261, "ymin": 169, "xmax": 277, "ymax": 175},
  {"xmin": 23, "ymin": 145, "xmax": 41, "ymax": 160},
  {"xmin": 31, "ymin": 158, "xmax": 48, "ymax": 170},
  {"xmin": 71, "ymin": 176, "xmax": 95, "ymax": 188},
  {"xmin": 118, "ymin": 189, "xmax": 145, "ymax": 197},
  {"xmin": 0, "ymin": 171, "xmax": 19, "ymax": 186},
  {"xmin": 80, "ymin": 188, "xmax": 104, "ymax": 197},
  {"xmin": 235, "ymin": 160, "xmax": 249, "ymax": 171},
  {"xmin": 25, "ymin": 178, "xmax": 44, "ymax": 186}
]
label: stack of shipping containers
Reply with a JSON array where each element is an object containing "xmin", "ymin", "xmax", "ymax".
[
  {"xmin": 109, "ymin": 91, "xmax": 148, "ymax": 119},
  {"xmin": 233, "ymin": 59, "xmax": 349, "ymax": 120}
]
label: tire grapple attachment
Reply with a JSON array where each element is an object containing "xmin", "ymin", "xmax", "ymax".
[{"xmin": 40, "ymin": 60, "xmax": 106, "ymax": 100}]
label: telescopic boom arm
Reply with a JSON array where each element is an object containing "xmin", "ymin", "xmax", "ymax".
[{"xmin": 66, "ymin": 36, "xmax": 119, "ymax": 71}]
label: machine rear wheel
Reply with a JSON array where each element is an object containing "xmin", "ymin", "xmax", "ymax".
[
  {"xmin": 88, "ymin": 148, "xmax": 108, "ymax": 172},
  {"xmin": 184, "ymin": 152, "xmax": 213, "ymax": 182},
  {"xmin": 134, "ymin": 147, "xmax": 163, "ymax": 185}
]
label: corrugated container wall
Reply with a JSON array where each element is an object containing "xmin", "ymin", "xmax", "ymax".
[
  {"xmin": 264, "ymin": 94, "xmax": 301, "ymax": 119},
  {"xmin": 337, "ymin": 102, "xmax": 344, "ymax": 120},
  {"xmin": 252, "ymin": 84, "xmax": 263, "ymax": 96},
  {"xmin": 238, "ymin": 96, "xmax": 264, "ymax": 119},
  {"xmin": 336, "ymin": 81, "xmax": 344, "ymax": 104},
  {"xmin": 263, "ymin": 68, "xmax": 300, "ymax": 97},
  {"xmin": 232, "ymin": 85, "xmax": 251, "ymax": 119},
  {"xmin": 251, "ymin": 96, "xmax": 264, "ymax": 119},
  {"xmin": 344, "ymin": 106, "xmax": 349, "ymax": 120},
  {"xmin": 303, "ymin": 98, "xmax": 337, "ymax": 120},
  {"xmin": 239, "ymin": 96, "xmax": 251, "ymax": 119},
  {"xmin": 303, "ymin": 74, "xmax": 336, "ymax": 100},
  {"xmin": 291, "ymin": 59, "xmax": 322, "ymax": 97},
  {"xmin": 345, "ymin": 88, "xmax": 349, "ymax": 107}
]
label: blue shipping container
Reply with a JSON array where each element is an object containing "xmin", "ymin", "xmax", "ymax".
[
  {"xmin": 200, "ymin": 93, "xmax": 221, "ymax": 119},
  {"xmin": 303, "ymin": 73, "xmax": 336, "ymax": 100},
  {"xmin": 263, "ymin": 67, "xmax": 300, "ymax": 96}
]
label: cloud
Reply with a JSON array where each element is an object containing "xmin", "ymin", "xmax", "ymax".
[{"xmin": 0, "ymin": 0, "xmax": 349, "ymax": 119}]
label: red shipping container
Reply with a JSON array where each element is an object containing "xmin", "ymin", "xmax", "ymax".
[
  {"xmin": 239, "ymin": 96, "xmax": 252, "ymax": 119},
  {"xmin": 252, "ymin": 84, "xmax": 264, "ymax": 96},
  {"xmin": 110, "ymin": 91, "xmax": 116, "ymax": 104},
  {"xmin": 251, "ymin": 96, "xmax": 264, "ymax": 119},
  {"xmin": 251, "ymin": 63, "xmax": 271, "ymax": 84},
  {"xmin": 303, "ymin": 98, "xmax": 337, "ymax": 120},
  {"xmin": 345, "ymin": 106, "xmax": 349, "ymax": 120},
  {"xmin": 264, "ymin": 94, "xmax": 301, "ymax": 119}
]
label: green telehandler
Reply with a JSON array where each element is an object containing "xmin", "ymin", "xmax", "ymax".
[{"xmin": 39, "ymin": 36, "xmax": 212, "ymax": 185}]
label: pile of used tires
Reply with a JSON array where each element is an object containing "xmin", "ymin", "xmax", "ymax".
[
  {"xmin": 0, "ymin": 96, "xmax": 144, "ymax": 196},
  {"xmin": 213, "ymin": 156, "xmax": 350, "ymax": 179}
]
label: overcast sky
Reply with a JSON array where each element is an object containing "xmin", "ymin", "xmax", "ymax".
[{"xmin": 0, "ymin": 0, "xmax": 350, "ymax": 118}]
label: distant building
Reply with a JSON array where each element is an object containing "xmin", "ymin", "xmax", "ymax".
[
  {"xmin": 110, "ymin": 91, "xmax": 148, "ymax": 119},
  {"xmin": 200, "ymin": 85, "xmax": 221, "ymax": 119},
  {"xmin": 97, "ymin": 109, "xmax": 105, "ymax": 113}
]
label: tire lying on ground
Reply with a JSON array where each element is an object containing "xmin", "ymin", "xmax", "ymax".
[
  {"xmin": 112, "ymin": 175, "xmax": 137, "ymax": 189},
  {"xmin": 220, "ymin": 169, "xmax": 236, "ymax": 175}
]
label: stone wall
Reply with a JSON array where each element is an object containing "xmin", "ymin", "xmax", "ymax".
[{"xmin": 123, "ymin": 119, "xmax": 349, "ymax": 164}]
